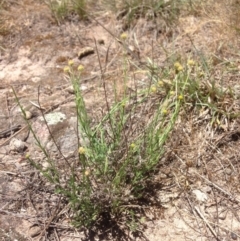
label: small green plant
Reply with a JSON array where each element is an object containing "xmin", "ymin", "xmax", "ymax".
[
  {"xmin": 44, "ymin": 0, "xmax": 87, "ymax": 23},
  {"xmin": 72, "ymin": 0, "xmax": 87, "ymax": 19},
  {"xmin": 13, "ymin": 52, "xmax": 237, "ymax": 236},
  {"xmin": 102, "ymin": 0, "xmax": 193, "ymax": 29},
  {"xmin": 45, "ymin": 0, "xmax": 70, "ymax": 23},
  {"xmin": 14, "ymin": 60, "xmax": 180, "ymax": 227},
  {"xmin": 44, "ymin": 0, "xmax": 200, "ymax": 28},
  {"xmin": 0, "ymin": 0, "xmax": 11, "ymax": 36}
]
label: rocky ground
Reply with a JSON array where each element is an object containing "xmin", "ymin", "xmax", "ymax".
[{"xmin": 1, "ymin": 0, "xmax": 240, "ymax": 240}]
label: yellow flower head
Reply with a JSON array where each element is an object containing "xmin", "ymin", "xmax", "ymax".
[
  {"xmin": 121, "ymin": 101, "xmax": 126, "ymax": 108},
  {"xmin": 120, "ymin": 32, "xmax": 128, "ymax": 40},
  {"xmin": 162, "ymin": 109, "xmax": 168, "ymax": 115},
  {"xmin": 63, "ymin": 66, "xmax": 70, "ymax": 73},
  {"xmin": 198, "ymin": 71, "xmax": 204, "ymax": 77},
  {"xmin": 25, "ymin": 153, "xmax": 30, "ymax": 159},
  {"xmin": 187, "ymin": 59, "xmax": 195, "ymax": 66},
  {"xmin": 174, "ymin": 62, "xmax": 183, "ymax": 72},
  {"xmin": 130, "ymin": 143, "xmax": 136, "ymax": 149},
  {"xmin": 78, "ymin": 147, "xmax": 85, "ymax": 155},
  {"xmin": 170, "ymin": 90, "xmax": 175, "ymax": 96},
  {"xmin": 158, "ymin": 80, "xmax": 164, "ymax": 87},
  {"xmin": 68, "ymin": 59, "xmax": 74, "ymax": 66},
  {"xmin": 77, "ymin": 65, "xmax": 84, "ymax": 72},
  {"xmin": 151, "ymin": 85, "xmax": 157, "ymax": 93},
  {"xmin": 85, "ymin": 169, "xmax": 91, "ymax": 176},
  {"xmin": 178, "ymin": 95, "xmax": 184, "ymax": 100}
]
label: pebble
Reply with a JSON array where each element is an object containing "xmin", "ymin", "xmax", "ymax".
[
  {"xmin": 29, "ymin": 225, "xmax": 41, "ymax": 238},
  {"xmin": 42, "ymin": 161, "xmax": 51, "ymax": 170},
  {"xmin": 66, "ymin": 86, "xmax": 74, "ymax": 94},
  {"xmin": 231, "ymin": 232, "xmax": 238, "ymax": 240},
  {"xmin": 225, "ymin": 168, "xmax": 232, "ymax": 175},
  {"xmin": 9, "ymin": 138, "xmax": 26, "ymax": 152},
  {"xmin": 192, "ymin": 189, "xmax": 208, "ymax": 202},
  {"xmin": 25, "ymin": 111, "xmax": 32, "ymax": 120}
]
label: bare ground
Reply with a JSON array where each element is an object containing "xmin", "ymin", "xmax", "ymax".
[{"xmin": 1, "ymin": 0, "xmax": 240, "ymax": 240}]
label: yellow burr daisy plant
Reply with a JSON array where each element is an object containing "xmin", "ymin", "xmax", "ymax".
[
  {"xmin": 174, "ymin": 62, "xmax": 183, "ymax": 72},
  {"xmin": 63, "ymin": 66, "xmax": 70, "ymax": 73},
  {"xmin": 150, "ymin": 85, "xmax": 157, "ymax": 93},
  {"xmin": 162, "ymin": 109, "xmax": 168, "ymax": 115},
  {"xmin": 78, "ymin": 65, "xmax": 84, "ymax": 72},
  {"xmin": 187, "ymin": 59, "xmax": 195, "ymax": 67},
  {"xmin": 68, "ymin": 59, "xmax": 74, "ymax": 66},
  {"xmin": 178, "ymin": 94, "xmax": 184, "ymax": 100},
  {"xmin": 78, "ymin": 146, "xmax": 85, "ymax": 155},
  {"xmin": 120, "ymin": 32, "xmax": 128, "ymax": 40}
]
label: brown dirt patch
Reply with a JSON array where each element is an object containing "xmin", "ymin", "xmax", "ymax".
[{"xmin": 1, "ymin": 0, "xmax": 240, "ymax": 240}]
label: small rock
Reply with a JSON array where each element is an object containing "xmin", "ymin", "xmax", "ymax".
[
  {"xmin": 31, "ymin": 76, "xmax": 41, "ymax": 83},
  {"xmin": 225, "ymin": 168, "xmax": 232, "ymax": 175},
  {"xmin": 231, "ymin": 232, "xmax": 238, "ymax": 240},
  {"xmin": 158, "ymin": 173, "xmax": 167, "ymax": 179},
  {"xmin": 192, "ymin": 189, "xmax": 208, "ymax": 202},
  {"xmin": 9, "ymin": 138, "xmax": 26, "ymax": 152},
  {"xmin": 39, "ymin": 112, "xmax": 66, "ymax": 125},
  {"xmin": 42, "ymin": 161, "xmax": 51, "ymax": 170},
  {"xmin": 66, "ymin": 86, "xmax": 74, "ymax": 94},
  {"xmin": 80, "ymin": 85, "xmax": 87, "ymax": 91},
  {"xmin": 25, "ymin": 111, "xmax": 32, "ymax": 120},
  {"xmin": 29, "ymin": 225, "xmax": 41, "ymax": 238}
]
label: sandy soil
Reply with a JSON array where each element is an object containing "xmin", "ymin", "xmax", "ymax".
[{"xmin": 1, "ymin": 0, "xmax": 240, "ymax": 240}]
